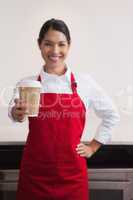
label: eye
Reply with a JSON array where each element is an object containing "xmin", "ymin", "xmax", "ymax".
[
  {"xmin": 44, "ymin": 43, "xmax": 52, "ymax": 46},
  {"xmin": 59, "ymin": 43, "xmax": 66, "ymax": 47}
]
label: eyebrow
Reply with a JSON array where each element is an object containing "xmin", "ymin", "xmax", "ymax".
[{"xmin": 44, "ymin": 40, "xmax": 67, "ymax": 43}]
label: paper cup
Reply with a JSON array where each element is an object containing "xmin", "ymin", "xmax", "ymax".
[{"xmin": 18, "ymin": 80, "xmax": 42, "ymax": 117}]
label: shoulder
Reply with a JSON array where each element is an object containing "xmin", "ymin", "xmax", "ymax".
[
  {"xmin": 15, "ymin": 75, "xmax": 38, "ymax": 87},
  {"xmin": 72, "ymin": 70, "xmax": 110, "ymax": 100},
  {"xmin": 72, "ymin": 71, "xmax": 102, "ymax": 90}
]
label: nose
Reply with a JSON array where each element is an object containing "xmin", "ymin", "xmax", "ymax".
[{"xmin": 52, "ymin": 45, "xmax": 59, "ymax": 54}]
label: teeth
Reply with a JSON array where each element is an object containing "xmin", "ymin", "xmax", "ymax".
[{"xmin": 49, "ymin": 56, "xmax": 60, "ymax": 62}]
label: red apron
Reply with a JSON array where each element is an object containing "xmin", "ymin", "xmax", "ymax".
[{"xmin": 16, "ymin": 72, "xmax": 89, "ymax": 200}]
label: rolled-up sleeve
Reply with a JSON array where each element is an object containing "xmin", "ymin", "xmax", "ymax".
[
  {"xmin": 88, "ymin": 76, "xmax": 120, "ymax": 144},
  {"xmin": 8, "ymin": 83, "xmax": 20, "ymax": 122}
]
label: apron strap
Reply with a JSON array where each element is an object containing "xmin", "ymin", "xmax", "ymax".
[
  {"xmin": 37, "ymin": 72, "xmax": 77, "ymax": 94},
  {"xmin": 37, "ymin": 75, "xmax": 41, "ymax": 82},
  {"xmin": 71, "ymin": 72, "xmax": 77, "ymax": 93}
]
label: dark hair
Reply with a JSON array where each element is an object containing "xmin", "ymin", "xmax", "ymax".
[{"xmin": 38, "ymin": 18, "xmax": 71, "ymax": 45}]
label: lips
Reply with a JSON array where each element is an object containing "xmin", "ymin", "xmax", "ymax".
[{"xmin": 48, "ymin": 55, "xmax": 61, "ymax": 62}]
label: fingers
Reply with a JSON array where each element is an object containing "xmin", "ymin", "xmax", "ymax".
[
  {"xmin": 14, "ymin": 98, "xmax": 25, "ymax": 104},
  {"xmin": 76, "ymin": 143, "xmax": 85, "ymax": 149},
  {"xmin": 14, "ymin": 98, "xmax": 27, "ymax": 111},
  {"xmin": 15, "ymin": 109, "xmax": 28, "ymax": 116},
  {"xmin": 76, "ymin": 143, "xmax": 93, "ymax": 158},
  {"xmin": 13, "ymin": 99, "xmax": 28, "ymax": 120},
  {"xmin": 76, "ymin": 143, "xmax": 86, "ymax": 152},
  {"xmin": 76, "ymin": 143, "xmax": 86, "ymax": 156},
  {"xmin": 16, "ymin": 114, "xmax": 26, "ymax": 122}
]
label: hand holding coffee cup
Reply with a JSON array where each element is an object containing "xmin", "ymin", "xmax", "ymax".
[
  {"xmin": 11, "ymin": 98, "xmax": 28, "ymax": 122},
  {"xmin": 18, "ymin": 80, "xmax": 42, "ymax": 117}
]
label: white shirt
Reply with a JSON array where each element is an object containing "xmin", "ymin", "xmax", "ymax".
[{"xmin": 8, "ymin": 67, "xmax": 120, "ymax": 144}]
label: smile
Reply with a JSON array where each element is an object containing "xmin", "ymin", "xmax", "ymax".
[{"xmin": 48, "ymin": 55, "xmax": 62, "ymax": 62}]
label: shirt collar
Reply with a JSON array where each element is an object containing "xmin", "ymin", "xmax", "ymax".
[{"xmin": 39, "ymin": 65, "xmax": 71, "ymax": 83}]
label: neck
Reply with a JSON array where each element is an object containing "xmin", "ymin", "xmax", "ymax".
[{"xmin": 43, "ymin": 64, "xmax": 67, "ymax": 76}]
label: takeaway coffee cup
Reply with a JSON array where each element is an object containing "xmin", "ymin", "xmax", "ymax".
[{"xmin": 18, "ymin": 80, "xmax": 42, "ymax": 117}]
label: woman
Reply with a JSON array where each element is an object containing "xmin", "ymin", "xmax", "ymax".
[{"xmin": 8, "ymin": 18, "xmax": 120, "ymax": 200}]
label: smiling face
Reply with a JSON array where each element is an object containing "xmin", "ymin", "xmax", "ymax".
[{"xmin": 38, "ymin": 28, "xmax": 70, "ymax": 70}]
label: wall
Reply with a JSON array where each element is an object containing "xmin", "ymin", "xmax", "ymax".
[{"xmin": 0, "ymin": 0, "xmax": 133, "ymax": 142}]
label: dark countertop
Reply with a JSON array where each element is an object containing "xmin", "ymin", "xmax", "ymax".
[
  {"xmin": 0, "ymin": 141, "xmax": 25, "ymax": 145},
  {"xmin": 0, "ymin": 142, "xmax": 133, "ymax": 169}
]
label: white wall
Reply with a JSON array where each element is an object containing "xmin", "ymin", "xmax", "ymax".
[{"xmin": 0, "ymin": 0, "xmax": 133, "ymax": 142}]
